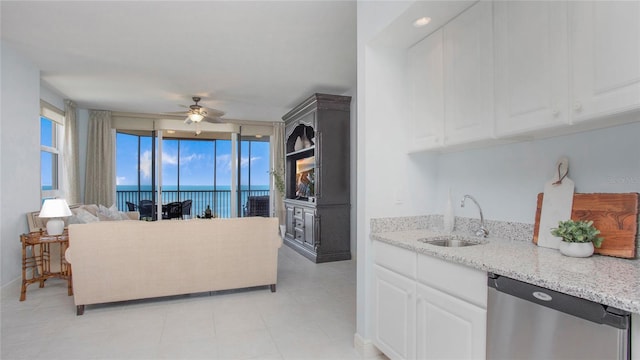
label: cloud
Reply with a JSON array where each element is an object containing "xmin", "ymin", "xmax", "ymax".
[
  {"xmin": 140, "ymin": 150, "xmax": 151, "ymax": 178},
  {"xmin": 116, "ymin": 176, "xmax": 126, "ymax": 185},
  {"xmin": 241, "ymin": 156, "xmax": 261, "ymax": 168},
  {"xmin": 139, "ymin": 151, "xmax": 207, "ymax": 179},
  {"xmin": 216, "ymin": 154, "xmax": 231, "ymax": 173},
  {"xmin": 181, "ymin": 153, "xmax": 204, "ymax": 164},
  {"xmin": 163, "ymin": 152, "xmax": 178, "ymax": 165}
]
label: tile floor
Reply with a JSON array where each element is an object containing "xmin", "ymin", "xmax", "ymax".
[{"xmin": 1, "ymin": 245, "xmax": 377, "ymax": 360}]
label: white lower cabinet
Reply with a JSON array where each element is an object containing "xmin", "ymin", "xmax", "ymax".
[
  {"xmin": 373, "ymin": 264, "xmax": 416, "ymax": 360},
  {"xmin": 372, "ymin": 241, "xmax": 487, "ymax": 360},
  {"xmin": 416, "ymin": 284, "xmax": 487, "ymax": 359}
]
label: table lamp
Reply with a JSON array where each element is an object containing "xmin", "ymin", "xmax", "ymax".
[{"xmin": 39, "ymin": 199, "xmax": 72, "ymax": 235}]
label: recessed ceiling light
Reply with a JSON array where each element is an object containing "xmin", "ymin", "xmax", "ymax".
[
  {"xmin": 255, "ymin": 135, "xmax": 263, "ymax": 138},
  {"xmin": 166, "ymin": 130, "xmax": 176, "ymax": 134},
  {"xmin": 413, "ymin": 17, "xmax": 432, "ymax": 28}
]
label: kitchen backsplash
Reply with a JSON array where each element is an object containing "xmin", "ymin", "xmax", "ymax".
[{"xmin": 371, "ymin": 215, "xmax": 640, "ymax": 251}]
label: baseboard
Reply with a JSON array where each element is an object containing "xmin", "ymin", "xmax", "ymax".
[
  {"xmin": 354, "ymin": 333, "xmax": 383, "ymax": 359},
  {"xmin": 1, "ymin": 276, "xmax": 21, "ymax": 294}
]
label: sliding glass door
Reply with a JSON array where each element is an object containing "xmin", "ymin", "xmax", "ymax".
[{"xmin": 116, "ymin": 131, "xmax": 271, "ymax": 219}]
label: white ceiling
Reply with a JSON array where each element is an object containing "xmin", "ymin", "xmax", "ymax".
[{"xmin": 1, "ymin": 1, "xmax": 356, "ymax": 122}]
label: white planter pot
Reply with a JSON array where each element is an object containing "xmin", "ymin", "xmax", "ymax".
[{"xmin": 559, "ymin": 241, "xmax": 594, "ymax": 258}]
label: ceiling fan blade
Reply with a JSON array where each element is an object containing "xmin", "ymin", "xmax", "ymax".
[{"xmin": 203, "ymin": 116, "xmax": 222, "ymax": 123}]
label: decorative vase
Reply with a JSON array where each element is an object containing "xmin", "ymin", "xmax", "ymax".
[
  {"xmin": 559, "ymin": 241, "xmax": 594, "ymax": 258},
  {"xmin": 301, "ymin": 132, "xmax": 311, "ymax": 148},
  {"xmin": 294, "ymin": 136, "xmax": 303, "ymax": 151}
]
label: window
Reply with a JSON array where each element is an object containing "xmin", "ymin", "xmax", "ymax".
[
  {"xmin": 115, "ymin": 132, "xmax": 272, "ymax": 218},
  {"xmin": 40, "ymin": 101, "xmax": 64, "ymax": 200}
]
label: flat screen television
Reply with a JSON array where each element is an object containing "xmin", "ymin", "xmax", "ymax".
[{"xmin": 295, "ymin": 156, "xmax": 315, "ymax": 199}]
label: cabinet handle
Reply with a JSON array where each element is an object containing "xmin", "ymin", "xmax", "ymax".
[{"xmin": 573, "ymin": 102, "xmax": 582, "ymax": 112}]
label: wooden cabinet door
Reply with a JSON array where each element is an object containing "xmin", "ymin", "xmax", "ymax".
[
  {"xmin": 372, "ymin": 265, "xmax": 416, "ymax": 360},
  {"xmin": 494, "ymin": 1, "xmax": 569, "ymax": 136},
  {"xmin": 570, "ymin": 1, "xmax": 640, "ymax": 122},
  {"xmin": 443, "ymin": 1, "xmax": 494, "ymax": 145},
  {"xmin": 285, "ymin": 204, "xmax": 295, "ymax": 239},
  {"xmin": 416, "ymin": 284, "xmax": 487, "ymax": 360},
  {"xmin": 302, "ymin": 208, "xmax": 315, "ymax": 251},
  {"xmin": 408, "ymin": 28, "xmax": 444, "ymax": 152}
]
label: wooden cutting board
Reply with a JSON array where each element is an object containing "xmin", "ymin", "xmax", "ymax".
[{"xmin": 533, "ymin": 193, "xmax": 639, "ymax": 258}]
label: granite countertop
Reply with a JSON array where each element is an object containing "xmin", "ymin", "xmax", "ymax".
[{"xmin": 371, "ymin": 229, "xmax": 640, "ymax": 314}]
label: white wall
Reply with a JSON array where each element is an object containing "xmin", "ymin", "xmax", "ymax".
[
  {"xmin": 355, "ymin": 0, "xmax": 415, "ymax": 345},
  {"xmin": 1, "ymin": 42, "xmax": 42, "ymax": 286},
  {"xmin": 40, "ymin": 82, "xmax": 65, "ymax": 110},
  {"xmin": 431, "ymin": 121, "xmax": 640, "ymax": 224}
]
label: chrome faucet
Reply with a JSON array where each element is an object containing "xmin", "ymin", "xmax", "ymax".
[{"xmin": 461, "ymin": 195, "xmax": 489, "ymax": 238}]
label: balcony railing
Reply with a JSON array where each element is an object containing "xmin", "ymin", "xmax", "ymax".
[{"xmin": 116, "ymin": 189, "xmax": 270, "ymax": 219}]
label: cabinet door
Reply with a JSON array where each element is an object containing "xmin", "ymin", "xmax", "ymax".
[
  {"xmin": 285, "ymin": 204, "xmax": 295, "ymax": 239},
  {"xmin": 494, "ymin": 1, "xmax": 569, "ymax": 136},
  {"xmin": 416, "ymin": 284, "xmax": 486, "ymax": 360},
  {"xmin": 443, "ymin": 1, "xmax": 494, "ymax": 145},
  {"xmin": 570, "ymin": 1, "xmax": 640, "ymax": 122},
  {"xmin": 302, "ymin": 208, "xmax": 315, "ymax": 251},
  {"xmin": 372, "ymin": 265, "xmax": 416, "ymax": 360},
  {"xmin": 408, "ymin": 29, "xmax": 444, "ymax": 152}
]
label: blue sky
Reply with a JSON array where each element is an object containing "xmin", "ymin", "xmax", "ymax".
[{"xmin": 116, "ymin": 133, "xmax": 270, "ymax": 188}]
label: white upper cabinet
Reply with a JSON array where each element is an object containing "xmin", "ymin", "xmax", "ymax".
[
  {"xmin": 408, "ymin": 29, "xmax": 444, "ymax": 152},
  {"xmin": 570, "ymin": 1, "xmax": 640, "ymax": 122},
  {"xmin": 444, "ymin": 1, "xmax": 495, "ymax": 145},
  {"xmin": 494, "ymin": 1, "xmax": 570, "ymax": 136}
]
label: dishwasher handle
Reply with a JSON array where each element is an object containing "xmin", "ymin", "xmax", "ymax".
[{"xmin": 488, "ymin": 273, "xmax": 630, "ymax": 330}]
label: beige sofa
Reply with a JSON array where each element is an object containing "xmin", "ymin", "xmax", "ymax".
[{"xmin": 67, "ymin": 217, "xmax": 282, "ymax": 315}]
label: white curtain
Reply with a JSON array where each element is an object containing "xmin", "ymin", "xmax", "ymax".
[
  {"xmin": 63, "ymin": 100, "xmax": 80, "ymax": 204},
  {"xmin": 271, "ymin": 122, "xmax": 285, "ymax": 224},
  {"xmin": 84, "ymin": 110, "xmax": 115, "ymax": 206}
]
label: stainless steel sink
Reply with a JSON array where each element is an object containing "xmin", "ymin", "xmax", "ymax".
[{"xmin": 418, "ymin": 235, "xmax": 484, "ymax": 247}]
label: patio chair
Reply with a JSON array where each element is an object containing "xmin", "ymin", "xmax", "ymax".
[
  {"xmin": 163, "ymin": 202, "xmax": 182, "ymax": 220},
  {"xmin": 125, "ymin": 201, "xmax": 137, "ymax": 212},
  {"xmin": 139, "ymin": 200, "xmax": 154, "ymax": 220},
  {"xmin": 181, "ymin": 200, "xmax": 192, "ymax": 219}
]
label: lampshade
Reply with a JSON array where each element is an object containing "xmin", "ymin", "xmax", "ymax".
[
  {"xmin": 188, "ymin": 112, "xmax": 204, "ymax": 123},
  {"xmin": 39, "ymin": 199, "xmax": 72, "ymax": 236},
  {"xmin": 39, "ymin": 199, "xmax": 73, "ymax": 218}
]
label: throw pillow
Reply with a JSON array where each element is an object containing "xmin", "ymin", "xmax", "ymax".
[
  {"xmin": 82, "ymin": 204, "xmax": 100, "ymax": 217},
  {"xmin": 74, "ymin": 208, "xmax": 99, "ymax": 223},
  {"xmin": 98, "ymin": 204, "xmax": 132, "ymax": 221}
]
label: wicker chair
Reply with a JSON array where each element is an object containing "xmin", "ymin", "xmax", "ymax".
[
  {"xmin": 139, "ymin": 200, "xmax": 154, "ymax": 220},
  {"xmin": 125, "ymin": 201, "xmax": 137, "ymax": 212},
  {"xmin": 181, "ymin": 200, "xmax": 192, "ymax": 219},
  {"xmin": 163, "ymin": 202, "xmax": 182, "ymax": 220}
]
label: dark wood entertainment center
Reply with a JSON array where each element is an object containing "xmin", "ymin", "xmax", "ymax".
[{"xmin": 282, "ymin": 93, "xmax": 351, "ymax": 263}]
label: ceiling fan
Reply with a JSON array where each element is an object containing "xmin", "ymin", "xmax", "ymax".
[{"xmin": 182, "ymin": 96, "xmax": 225, "ymax": 125}]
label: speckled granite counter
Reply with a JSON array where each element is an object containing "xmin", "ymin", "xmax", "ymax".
[{"xmin": 371, "ymin": 229, "xmax": 640, "ymax": 314}]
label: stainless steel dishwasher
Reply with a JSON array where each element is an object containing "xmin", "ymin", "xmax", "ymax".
[{"xmin": 487, "ymin": 273, "xmax": 631, "ymax": 359}]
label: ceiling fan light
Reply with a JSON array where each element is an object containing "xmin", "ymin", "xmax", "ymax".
[{"xmin": 189, "ymin": 112, "xmax": 204, "ymax": 122}]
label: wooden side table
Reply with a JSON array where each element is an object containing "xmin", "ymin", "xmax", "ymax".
[{"xmin": 20, "ymin": 230, "xmax": 73, "ymax": 301}]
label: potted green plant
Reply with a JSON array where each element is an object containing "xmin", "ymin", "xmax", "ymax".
[
  {"xmin": 551, "ymin": 220, "xmax": 604, "ymax": 257},
  {"xmin": 270, "ymin": 168, "xmax": 286, "ymax": 238},
  {"xmin": 270, "ymin": 168, "xmax": 285, "ymax": 199}
]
